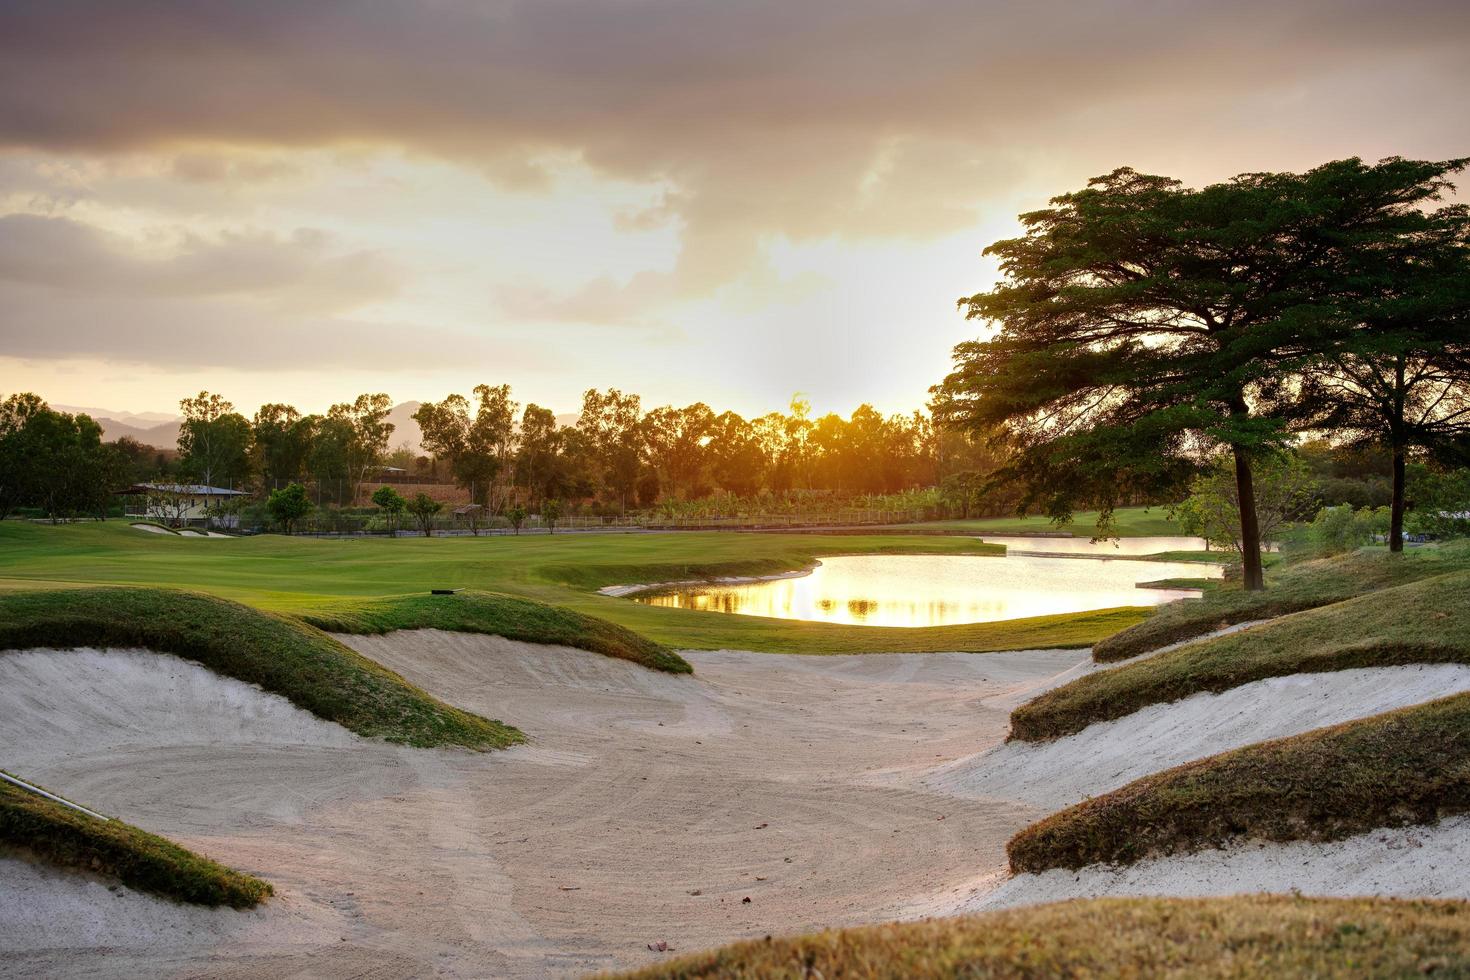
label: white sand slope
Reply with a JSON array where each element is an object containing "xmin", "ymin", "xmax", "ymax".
[
  {"xmin": 960, "ymin": 816, "xmax": 1470, "ymax": 913},
  {"xmin": 0, "ymin": 636, "xmax": 1081, "ymax": 979},
  {"xmin": 925, "ymin": 664, "xmax": 1470, "ymax": 811},
  {"xmin": 6, "ymin": 631, "xmax": 1467, "ymax": 977},
  {"xmin": 128, "ymin": 522, "xmax": 173, "ymax": 534},
  {"xmin": 1, "ymin": 649, "xmax": 361, "ymax": 767}
]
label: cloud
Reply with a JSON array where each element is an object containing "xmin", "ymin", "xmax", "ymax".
[
  {"xmin": 2, "ymin": 0, "xmax": 1468, "ymax": 395},
  {"xmin": 0, "ymin": 276, "xmax": 555, "ymax": 373},
  {"xmin": 0, "ymin": 213, "xmax": 401, "ymax": 313},
  {"xmin": 2, "ymin": 0, "xmax": 1466, "ymax": 290}
]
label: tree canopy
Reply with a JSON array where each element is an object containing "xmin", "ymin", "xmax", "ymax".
[{"xmin": 937, "ymin": 157, "xmax": 1470, "ymax": 588}]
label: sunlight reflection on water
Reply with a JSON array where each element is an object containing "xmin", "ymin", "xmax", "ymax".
[{"xmin": 632, "ymin": 553, "xmax": 1224, "ymax": 628}]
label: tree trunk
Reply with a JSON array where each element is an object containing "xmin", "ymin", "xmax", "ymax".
[
  {"xmin": 1389, "ymin": 443, "xmax": 1406, "ymax": 553},
  {"xmin": 1232, "ymin": 446, "xmax": 1265, "ymax": 591}
]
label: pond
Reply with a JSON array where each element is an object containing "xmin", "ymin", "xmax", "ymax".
[{"xmin": 630, "ymin": 553, "xmax": 1224, "ymax": 628}]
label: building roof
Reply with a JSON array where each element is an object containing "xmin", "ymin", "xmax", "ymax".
[{"xmin": 121, "ymin": 483, "xmax": 247, "ymax": 496}]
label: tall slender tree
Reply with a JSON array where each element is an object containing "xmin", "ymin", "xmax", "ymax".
[
  {"xmin": 328, "ymin": 393, "xmax": 394, "ymax": 505},
  {"xmin": 177, "ymin": 391, "xmax": 251, "ymax": 490}
]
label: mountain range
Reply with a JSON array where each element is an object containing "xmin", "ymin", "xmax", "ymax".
[{"xmin": 54, "ymin": 401, "xmax": 428, "ymax": 455}]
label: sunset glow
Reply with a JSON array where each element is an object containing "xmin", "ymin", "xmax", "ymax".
[{"xmin": 3, "ymin": 1, "xmax": 1467, "ymax": 417}]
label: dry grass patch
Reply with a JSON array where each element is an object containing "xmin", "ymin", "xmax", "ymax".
[{"xmin": 608, "ymin": 895, "xmax": 1470, "ymax": 979}]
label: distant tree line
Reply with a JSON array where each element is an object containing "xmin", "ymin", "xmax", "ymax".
[{"xmin": 0, "ymin": 386, "xmax": 1007, "ymax": 523}]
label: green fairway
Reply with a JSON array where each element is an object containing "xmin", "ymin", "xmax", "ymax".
[{"xmin": 0, "ymin": 521, "xmax": 1152, "ymax": 653}]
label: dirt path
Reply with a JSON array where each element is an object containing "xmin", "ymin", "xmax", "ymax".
[{"xmin": 0, "ymin": 634, "xmax": 1081, "ymax": 979}]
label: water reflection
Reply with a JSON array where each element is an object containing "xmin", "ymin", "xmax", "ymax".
[{"xmin": 633, "ymin": 553, "xmax": 1223, "ymax": 628}]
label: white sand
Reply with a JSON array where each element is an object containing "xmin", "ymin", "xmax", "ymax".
[
  {"xmin": 0, "ymin": 636, "xmax": 1077, "ymax": 978},
  {"xmin": 923, "ymin": 664, "xmax": 1470, "ymax": 811},
  {"xmin": 947, "ymin": 816, "xmax": 1470, "ymax": 914},
  {"xmin": 5, "ymin": 632, "xmax": 1466, "ymax": 977},
  {"xmin": 129, "ymin": 523, "xmax": 231, "ymax": 538},
  {"xmin": 1, "ymin": 649, "xmax": 361, "ymax": 768}
]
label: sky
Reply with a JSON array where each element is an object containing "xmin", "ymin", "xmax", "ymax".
[{"xmin": 1, "ymin": 0, "xmax": 1468, "ymax": 420}]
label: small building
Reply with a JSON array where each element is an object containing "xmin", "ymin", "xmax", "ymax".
[{"xmin": 119, "ymin": 483, "xmax": 248, "ymax": 527}]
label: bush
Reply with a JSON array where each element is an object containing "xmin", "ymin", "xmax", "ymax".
[
  {"xmin": 1309, "ymin": 503, "xmax": 1390, "ymax": 555},
  {"xmin": 266, "ymin": 482, "xmax": 312, "ymax": 534},
  {"xmin": 1409, "ymin": 469, "xmax": 1470, "ymax": 540}
]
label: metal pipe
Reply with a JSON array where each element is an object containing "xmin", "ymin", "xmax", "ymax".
[{"xmin": 0, "ymin": 771, "xmax": 110, "ymax": 821}]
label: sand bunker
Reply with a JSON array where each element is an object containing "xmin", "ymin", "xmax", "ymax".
[
  {"xmin": 1, "ymin": 649, "xmax": 360, "ymax": 771},
  {"xmin": 0, "ymin": 636, "xmax": 1079, "ymax": 978},
  {"xmin": 924, "ymin": 664, "xmax": 1470, "ymax": 811},
  {"xmin": 963, "ymin": 816, "xmax": 1470, "ymax": 913},
  {"xmin": 5, "ymin": 631, "xmax": 1465, "ymax": 977},
  {"xmin": 129, "ymin": 523, "xmax": 232, "ymax": 538}
]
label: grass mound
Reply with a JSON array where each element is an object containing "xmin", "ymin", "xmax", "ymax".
[
  {"xmin": 607, "ymin": 895, "xmax": 1470, "ymax": 978},
  {"xmin": 1008, "ymin": 690, "xmax": 1470, "ymax": 873},
  {"xmin": 1, "ymin": 774, "xmax": 270, "ymax": 908},
  {"xmin": 300, "ymin": 590, "xmax": 690, "ymax": 673},
  {"xmin": 0, "ymin": 587, "xmax": 522, "ymax": 750},
  {"xmin": 1093, "ymin": 541, "xmax": 1470, "ymax": 662},
  {"xmin": 1011, "ymin": 571, "xmax": 1470, "ymax": 741}
]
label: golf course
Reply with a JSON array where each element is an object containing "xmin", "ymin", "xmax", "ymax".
[
  {"xmin": 0, "ymin": 514, "xmax": 1182, "ymax": 654},
  {"xmin": 7, "ymin": 510, "xmax": 1470, "ymax": 977}
]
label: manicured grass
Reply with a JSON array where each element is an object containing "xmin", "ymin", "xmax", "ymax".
[
  {"xmin": 608, "ymin": 895, "xmax": 1470, "ymax": 978},
  {"xmin": 1011, "ymin": 571, "xmax": 1470, "ymax": 741},
  {"xmin": 0, "ymin": 521, "xmax": 1148, "ymax": 653},
  {"xmin": 0, "ymin": 587, "xmax": 523, "ymax": 750},
  {"xmin": 1008, "ymin": 689, "xmax": 1470, "ymax": 873},
  {"xmin": 1, "ymin": 774, "xmax": 270, "ymax": 908},
  {"xmin": 1093, "ymin": 541, "xmax": 1470, "ymax": 662},
  {"xmin": 301, "ymin": 590, "xmax": 691, "ymax": 673},
  {"xmin": 894, "ymin": 505, "xmax": 1182, "ymax": 537}
]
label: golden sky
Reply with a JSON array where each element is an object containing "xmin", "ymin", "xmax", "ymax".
[{"xmin": 2, "ymin": 1, "xmax": 1467, "ymax": 418}]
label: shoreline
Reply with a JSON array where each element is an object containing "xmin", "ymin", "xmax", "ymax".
[{"xmin": 597, "ymin": 562, "xmax": 823, "ymax": 598}]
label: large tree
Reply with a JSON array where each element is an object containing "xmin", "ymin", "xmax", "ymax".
[
  {"xmin": 0, "ymin": 393, "xmax": 47, "ymax": 519},
  {"xmin": 642, "ymin": 402, "xmax": 715, "ymax": 499},
  {"xmin": 251, "ymin": 403, "xmax": 313, "ymax": 487},
  {"xmin": 413, "ymin": 385, "xmax": 518, "ymax": 507},
  {"xmin": 177, "ymin": 391, "xmax": 252, "ymax": 490},
  {"xmin": 577, "ymin": 388, "xmax": 642, "ymax": 514},
  {"xmin": 328, "ymin": 393, "xmax": 395, "ymax": 505},
  {"xmin": 515, "ymin": 403, "xmax": 565, "ymax": 505},
  {"xmin": 937, "ymin": 159, "xmax": 1462, "ymax": 589}
]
